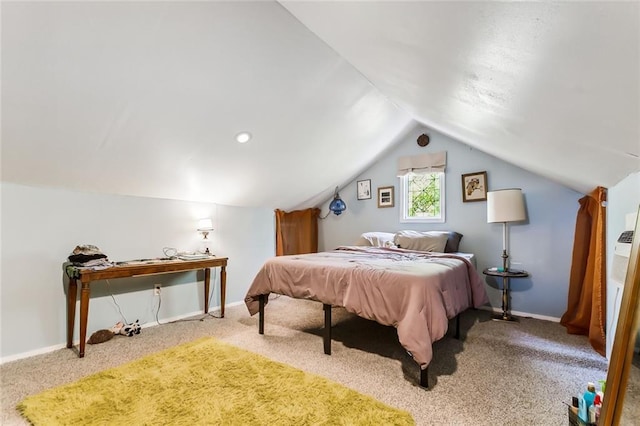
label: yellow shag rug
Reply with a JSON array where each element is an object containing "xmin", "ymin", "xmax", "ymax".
[{"xmin": 17, "ymin": 337, "xmax": 414, "ymax": 425}]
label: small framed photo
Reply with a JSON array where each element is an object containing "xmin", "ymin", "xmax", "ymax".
[
  {"xmin": 377, "ymin": 186, "xmax": 394, "ymax": 208},
  {"xmin": 461, "ymin": 171, "xmax": 488, "ymax": 202},
  {"xmin": 357, "ymin": 179, "xmax": 372, "ymax": 200}
]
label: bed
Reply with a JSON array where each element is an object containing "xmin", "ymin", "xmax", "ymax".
[{"xmin": 244, "ymin": 231, "xmax": 489, "ymax": 388}]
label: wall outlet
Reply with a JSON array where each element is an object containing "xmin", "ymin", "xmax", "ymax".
[{"xmin": 154, "ymin": 284, "xmax": 161, "ymax": 296}]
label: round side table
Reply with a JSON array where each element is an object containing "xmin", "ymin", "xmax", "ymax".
[{"xmin": 482, "ymin": 268, "xmax": 529, "ymax": 321}]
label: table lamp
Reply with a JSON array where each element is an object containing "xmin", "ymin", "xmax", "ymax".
[
  {"xmin": 197, "ymin": 218, "xmax": 213, "ymax": 239},
  {"xmin": 197, "ymin": 218, "xmax": 214, "ymax": 254},
  {"xmin": 487, "ymin": 188, "xmax": 526, "ymax": 272}
]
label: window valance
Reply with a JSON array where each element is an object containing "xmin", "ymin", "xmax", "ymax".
[{"xmin": 397, "ymin": 151, "xmax": 447, "ymax": 176}]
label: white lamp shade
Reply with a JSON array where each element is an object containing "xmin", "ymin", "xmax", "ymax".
[
  {"xmin": 487, "ymin": 189, "xmax": 526, "ymax": 223},
  {"xmin": 197, "ymin": 218, "xmax": 213, "ymax": 231}
]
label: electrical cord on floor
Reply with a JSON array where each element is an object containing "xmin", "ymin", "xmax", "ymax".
[
  {"xmin": 165, "ymin": 311, "xmax": 220, "ymax": 323},
  {"xmin": 155, "ymin": 293, "xmax": 162, "ymax": 325},
  {"xmin": 106, "ymin": 279, "xmax": 159, "ymax": 328},
  {"xmin": 201, "ymin": 276, "xmax": 222, "ymax": 320},
  {"xmin": 163, "ymin": 273, "xmax": 223, "ymax": 323},
  {"xmin": 105, "ymin": 271, "xmax": 223, "ymax": 328},
  {"xmin": 105, "ymin": 279, "xmax": 129, "ymax": 325}
]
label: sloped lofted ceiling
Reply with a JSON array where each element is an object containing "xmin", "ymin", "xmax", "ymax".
[
  {"xmin": 282, "ymin": 1, "xmax": 640, "ymax": 195},
  {"xmin": 1, "ymin": 1, "xmax": 413, "ymax": 209},
  {"xmin": 2, "ymin": 1, "xmax": 638, "ymax": 210}
]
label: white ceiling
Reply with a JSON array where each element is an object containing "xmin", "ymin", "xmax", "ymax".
[{"xmin": 2, "ymin": 2, "xmax": 638, "ymax": 210}]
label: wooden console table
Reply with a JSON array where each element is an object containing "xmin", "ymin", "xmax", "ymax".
[{"xmin": 66, "ymin": 256, "xmax": 228, "ymax": 358}]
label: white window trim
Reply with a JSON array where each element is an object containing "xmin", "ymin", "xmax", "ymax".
[{"xmin": 399, "ymin": 172, "xmax": 446, "ymax": 224}]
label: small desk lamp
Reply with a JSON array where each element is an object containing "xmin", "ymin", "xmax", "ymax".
[
  {"xmin": 487, "ymin": 188, "xmax": 526, "ymax": 271},
  {"xmin": 197, "ymin": 218, "xmax": 214, "ymax": 254}
]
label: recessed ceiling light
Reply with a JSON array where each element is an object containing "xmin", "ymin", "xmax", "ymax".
[{"xmin": 235, "ymin": 132, "xmax": 252, "ymax": 143}]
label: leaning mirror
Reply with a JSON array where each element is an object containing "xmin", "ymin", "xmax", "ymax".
[{"xmin": 599, "ymin": 206, "xmax": 640, "ymax": 424}]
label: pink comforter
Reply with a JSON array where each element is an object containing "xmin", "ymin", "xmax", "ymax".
[{"xmin": 245, "ymin": 246, "xmax": 488, "ymax": 368}]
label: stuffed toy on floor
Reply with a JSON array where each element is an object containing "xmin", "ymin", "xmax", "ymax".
[
  {"xmin": 119, "ymin": 320, "xmax": 141, "ymax": 337},
  {"xmin": 87, "ymin": 321, "xmax": 124, "ymax": 344}
]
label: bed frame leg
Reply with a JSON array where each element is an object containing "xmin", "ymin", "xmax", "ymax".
[
  {"xmin": 420, "ymin": 366, "xmax": 429, "ymax": 389},
  {"xmin": 323, "ymin": 304, "xmax": 332, "ymax": 355},
  {"xmin": 455, "ymin": 314, "xmax": 460, "ymax": 340},
  {"xmin": 259, "ymin": 294, "xmax": 265, "ymax": 335}
]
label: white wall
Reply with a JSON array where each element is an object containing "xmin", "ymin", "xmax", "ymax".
[
  {"xmin": 319, "ymin": 125, "xmax": 583, "ymax": 319},
  {"xmin": 606, "ymin": 171, "xmax": 640, "ymax": 358},
  {"xmin": 607, "ymin": 171, "xmax": 640, "ymax": 256},
  {"xmin": 0, "ymin": 182, "xmax": 274, "ymax": 361}
]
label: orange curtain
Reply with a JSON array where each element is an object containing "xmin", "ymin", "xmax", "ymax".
[
  {"xmin": 275, "ymin": 208, "xmax": 320, "ymax": 256},
  {"xmin": 561, "ymin": 186, "xmax": 607, "ymax": 356}
]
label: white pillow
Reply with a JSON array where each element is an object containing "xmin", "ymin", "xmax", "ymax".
[
  {"xmin": 354, "ymin": 232, "xmax": 396, "ymax": 247},
  {"xmin": 393, "ymin": 230, "xmax": 448, "ymax": 252}
]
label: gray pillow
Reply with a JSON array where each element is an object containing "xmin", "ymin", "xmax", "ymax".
[{"xmin": 444, "ymin": 231, "xmax": 463, "ymax": 253}]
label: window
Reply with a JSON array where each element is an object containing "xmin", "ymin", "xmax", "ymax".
[{"xmin": 399, "ymin": 171, "xmax": 445, "ymax": 223}]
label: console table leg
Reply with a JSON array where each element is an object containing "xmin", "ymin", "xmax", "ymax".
[
  {"xmin": 204, "ymin": 268, "xmax": 210, "ymax": 314},
  {"xmin": 79, "ymin": 282, "xmax": 90, "ymax": 358},
  {"xmin": 220, "ymin": 266, "xmax": 227, "ymax": 318},
  {"xmin": 67, "ymin": 278, "xmax": 78, "ymax": 349}
]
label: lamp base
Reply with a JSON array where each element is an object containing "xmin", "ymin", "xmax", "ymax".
[{"xmin": 492, "ymin": 313, "xmax": 518, "ymax": 322}]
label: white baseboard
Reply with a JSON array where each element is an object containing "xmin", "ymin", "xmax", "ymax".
[
  {"xmin": 479, "ymin": 305, "xmax": 561, "ymax": 322},
  {"xmin": 4, "ymin": 301, "xmax": 556, "ymax": 364},
  {"xmin": 1, "ymin": 342, "xmax": 70, "ymax": 364},
  {"xmin": 0, "ymin": 302, "xmax": 244, "ymax": 365}
]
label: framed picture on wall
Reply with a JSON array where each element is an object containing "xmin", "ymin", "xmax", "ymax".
[
  {"xmin": 357, "ymin": 179, "xmax": 372, "ymax": 200},
  {"xmin": 461, "ymin": 171, "xmax": 488, "ymax": 202},
  {"xmin": 377, "ymin": 186, "xmax": 394, "ymax": 208}
]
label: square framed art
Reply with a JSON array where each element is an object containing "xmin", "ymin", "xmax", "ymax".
[
  {"xmin": 461, "ymin": 171, "xmax": 487, "ymax": 202},
  {"xmin": 377, "ymin": 186, "xmax": 394, "ymax": 208}
]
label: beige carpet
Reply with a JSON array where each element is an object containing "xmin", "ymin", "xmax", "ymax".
[
  {"xmin": 1, "ymin": 296, "xmax": 611, "ymax": 425},
  {"xmin": 17, "ymin": 337, "xmax": 413, "ymax": 425}
]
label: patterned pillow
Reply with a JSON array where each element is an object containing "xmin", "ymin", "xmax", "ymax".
[{"xmin": 354, "ymin": 232, "xmax": 396, "ymax": 247}]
